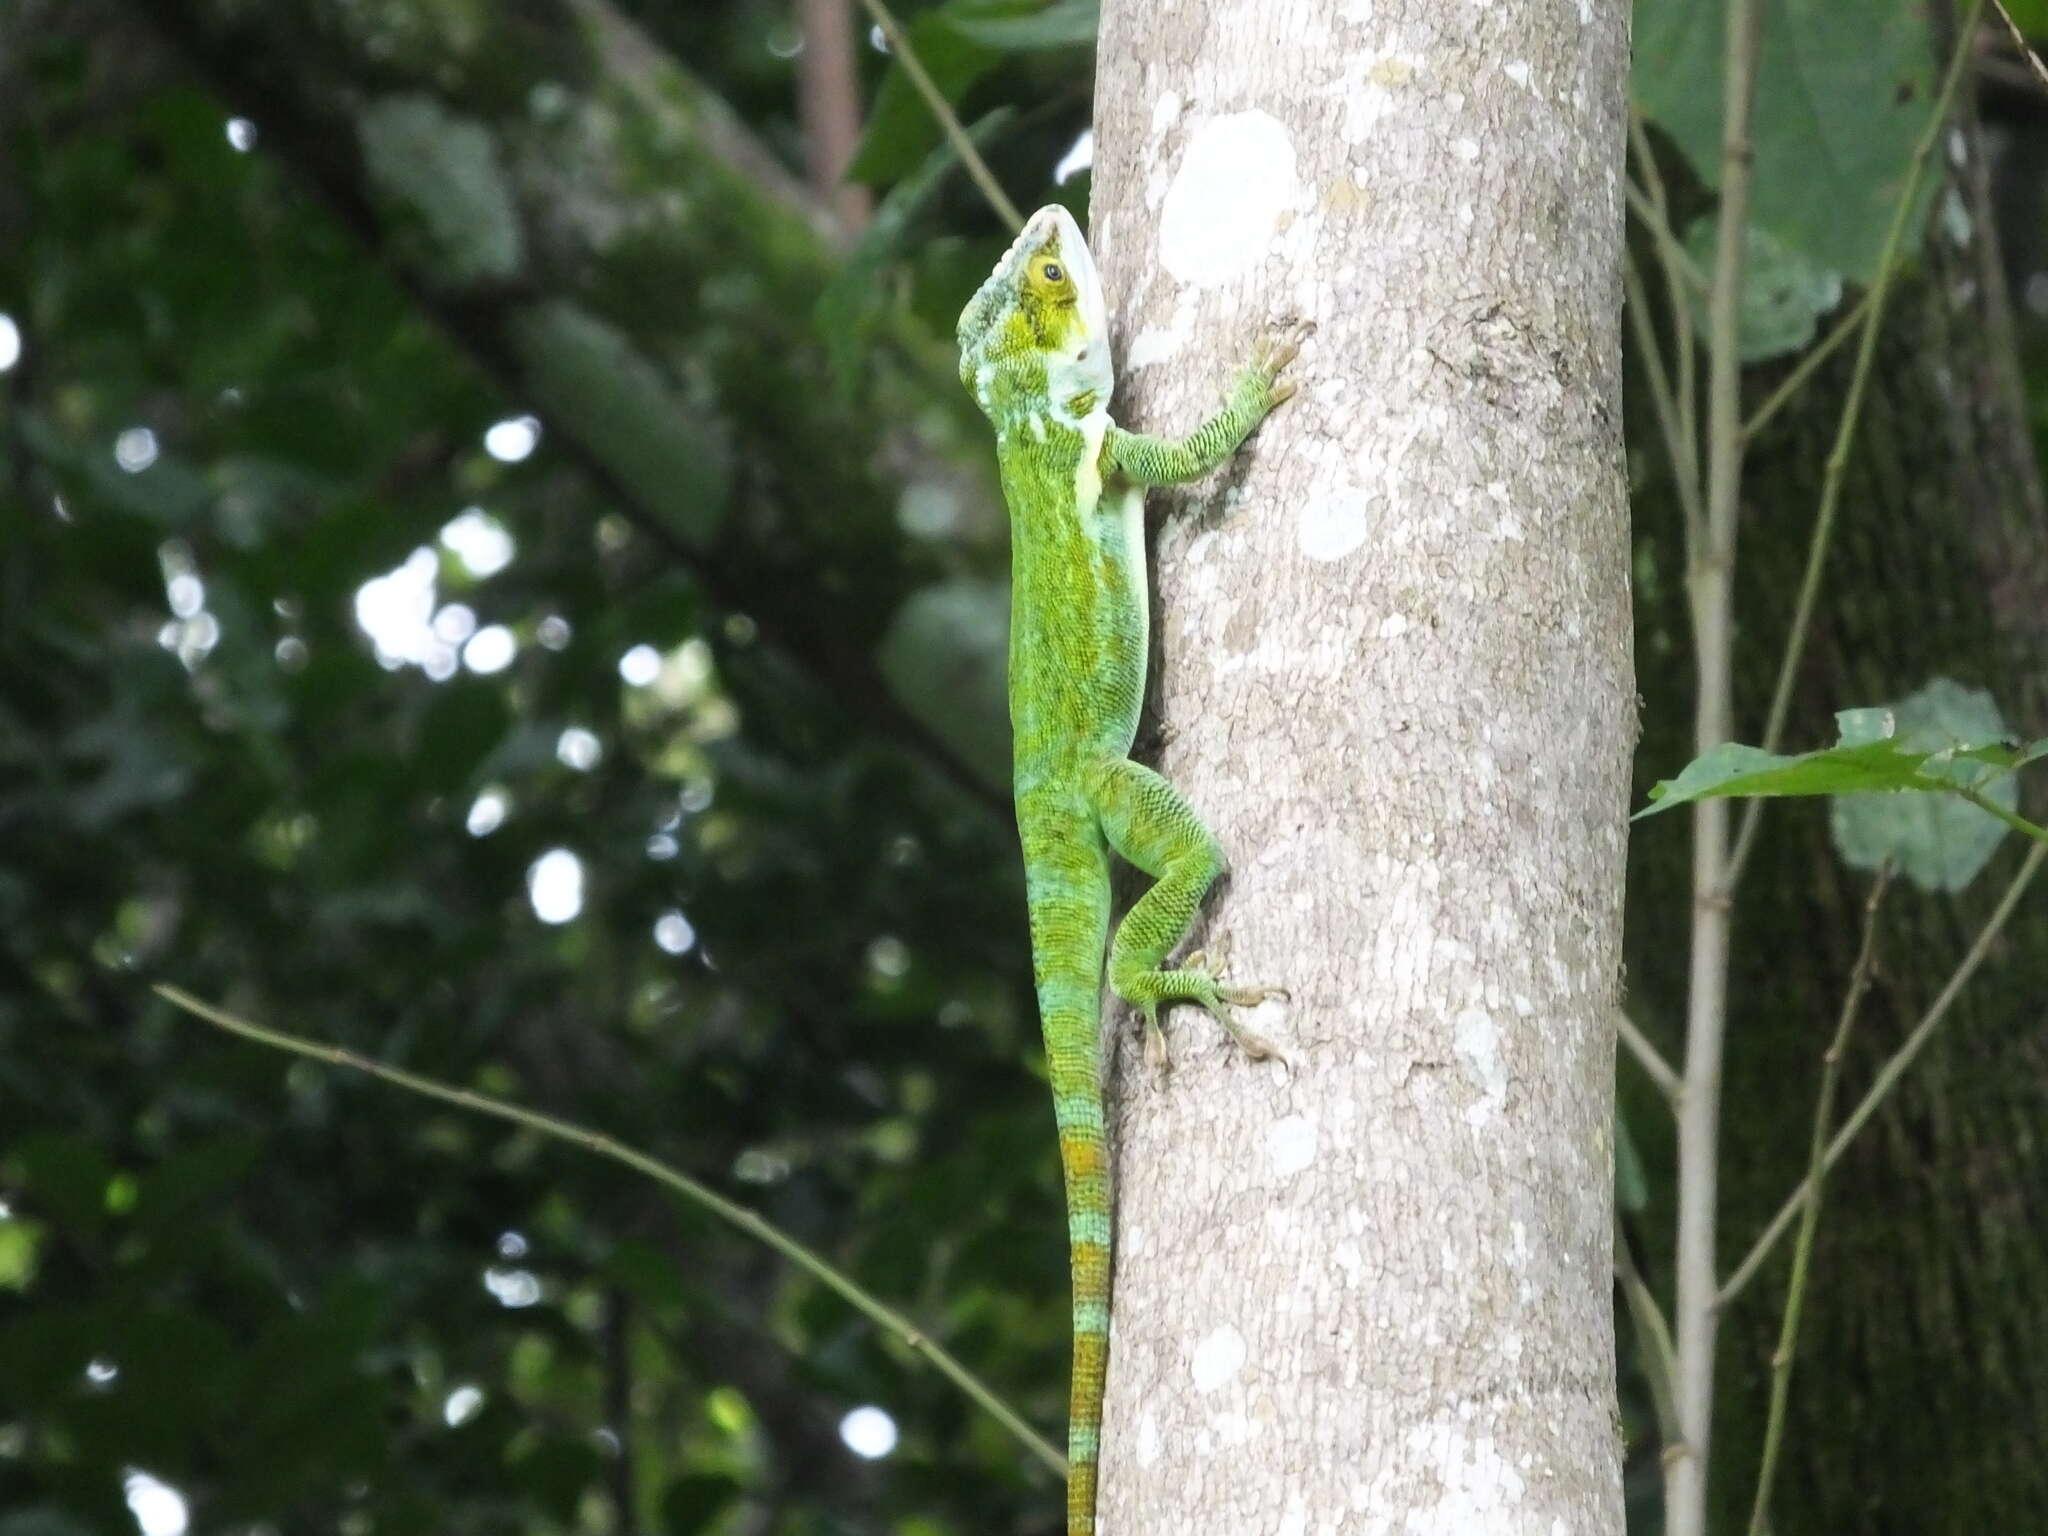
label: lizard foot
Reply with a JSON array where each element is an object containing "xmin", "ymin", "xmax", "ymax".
[
  {"xmin": 1135, "ymin": 945, "xmax": 1290, "ymax": 1071},
  {"xmin": 1253, "ymin": 319, "xmax": 1315, "ymax": 405}
]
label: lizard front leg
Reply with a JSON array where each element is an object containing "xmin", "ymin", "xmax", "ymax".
[
  {"xmin": 1102, "ymin": 320, "xmax": 1310, "ymax": 486},
  {"xmin": 1084, "ymin": 756, "xmax": 1284, "ymax": 1069}
]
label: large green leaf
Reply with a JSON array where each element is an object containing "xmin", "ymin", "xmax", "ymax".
[
  {"xmin": 819, "ymin": 108, "xmax": 1016, "ymax": 389},
  {"xmin": 947, "ymin": 0, "xmax": 1098, "ymax": 48},
  {"xmin": 1830, "ymin": 680, "xmax": 2033, "ymax": 891},
  {"xmin": 1636, "ymin": 703, "xmax": 2047, "ymax": 818},
  {"xmin": 1632, "ymin": 0, "xmax": 1937, "ymax": 280}
]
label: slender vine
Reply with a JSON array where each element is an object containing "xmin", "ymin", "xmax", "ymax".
[{"xmin": 151, "ymin": 982, "xmax": 1067, "ymax": 1477}]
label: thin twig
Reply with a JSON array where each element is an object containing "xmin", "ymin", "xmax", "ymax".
[
  {"xmin": 1954, "ymin": 784, "xmax": 2048, "ymax": 849},
  {"xmin": 856, "ymin": 0, "xmax": 1024, "ymax": 231},
  {"xmin": 1740, "ymin": 286, "xmax": 1873, "ymax": 442},
  {"xmin": 151, "ymin": 982, "xmax": 1067, "ymax": 1476},
  {"xmin": 1667, "ymin": 0, "xmax": 1766, "ymax": 1529},
  {"xmin": 1625, "ymin": 252, "xmax": 1709, "ymax": 538},
  {"xmin": 1615, "ymin": 1210, "xmax": 1682, "ymax": 1452},
  {"xmin": 1990, "ymin": 0, "xmax": 2048, "ymax": 90},
  {"xmin": 1726, "ymin": 0, "xmax": 1988, "ymax": 890},
  {"xmin": 1629, "ymin": 109, "xmax": 1704, "ymax": 543},
  {"xmin": 1618, "ymin": 1008, "xmax": 1684, "ymax": 1108},
  {"xmin": 1624, "ymin": 179, "xmax": 1710, "ymax": 295},
  {"xmin": 1743, "ymin": 865, "xmax": 1891, "ymax": 1536},
  {"xmin": 1718, "ymin": 838, "xmax": 2048, "ymax": 1307}
]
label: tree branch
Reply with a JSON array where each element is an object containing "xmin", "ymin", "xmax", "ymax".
[{"xmin": 153, "ymin": 981, "xmax": 1067, "ymax": 1477}]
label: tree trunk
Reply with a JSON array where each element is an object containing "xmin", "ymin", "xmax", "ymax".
[{"xmin": 1088, "ymin": 1, "xmax": 1633, "ymax": 1530}]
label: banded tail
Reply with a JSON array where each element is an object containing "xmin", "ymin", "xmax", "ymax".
[
  {"xmin": 1019, "ymin": 805, "xmax": 1115, "ymax": 1536},
  {"xmin": 1047, "ymin": 975, "xmax": 1110, "ymax": 1536}
]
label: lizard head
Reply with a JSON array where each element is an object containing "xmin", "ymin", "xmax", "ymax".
[{"xmin": 956, "ymin": 203, "xmax": 1113, "ymax": 427}]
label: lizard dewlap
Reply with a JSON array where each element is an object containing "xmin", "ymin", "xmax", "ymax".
[{"xmin": 957, "ymin": 202, "xmax": 1305, "ymax": 1536}]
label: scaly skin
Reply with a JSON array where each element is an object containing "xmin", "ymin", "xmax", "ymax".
[{"xmin": 957, "ymin": 205, "xmax": 1301, "ymax": 1536}]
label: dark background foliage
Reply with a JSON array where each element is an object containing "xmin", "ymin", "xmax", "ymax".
[{"xmin": 6, "ymin": 2, "xmax": 2048, "ymax": 1534}]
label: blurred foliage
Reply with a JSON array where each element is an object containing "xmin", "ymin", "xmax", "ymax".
[
  {"xmin": 1633, "ymin": 0, "xmax": 1939, "ymax": 280},
  {"xmin": 2, "ymin": 0, "xmax": 2045, "ymax": 1533},
  {"xmin": 0, "ymin": 2, "xmax": 1093, "ymax": 1531}
]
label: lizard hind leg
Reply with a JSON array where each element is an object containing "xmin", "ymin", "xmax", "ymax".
[{"xmin": 1084, "ymin": 756, "xmax": 1286, "ymax": 1068}]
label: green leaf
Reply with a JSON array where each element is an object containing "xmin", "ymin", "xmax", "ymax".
[
  {"xmin": 847, "ymin": 11, "xmax": 1004, "ymax": 186},
  {"xmin": 1633, "ymin": 0, "xmax": 1937, "ymax": 279},
  {"xmin": 356, "ymin": 94, "xmax": 523, "ymax": 290},
  {"xmin": 0, "ymin": 1217, "xmax": 45, "ymax": 1291},
  {"xmin": 818, "ymin": 108, "xmax": 1016, "ymax": 391},
  {"xmin": 1638, "ymin": 712, "xmax": 2040, "ymax": 819},
  {"xmin": 1683, "ymin": 220, "xmax": 1844, "ymax": 363},
  {"xmin": 878, "ymin": 579, "xmax": 1011, "ymax": 788},
  {"xmin": 947, "ymin": 0, "xmax": 1099, "ymax": 49},
  {"xmin": 1831, "ymin": 679, "xmax": 2023, "ymax": 892}
]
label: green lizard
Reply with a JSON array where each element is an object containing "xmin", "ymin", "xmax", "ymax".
[{"xmin": 955, "ymin": 204, "xmax": 1303, "ymax": 1536}]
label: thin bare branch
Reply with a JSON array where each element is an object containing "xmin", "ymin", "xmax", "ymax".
[
  {"xmin": 152, "ymin": 982, "xmax": 1067, "ymax": 1476},
  {"xmin": 1624, "ymin": 179, "xmax": 1709, "ymax": 296},
  {"xmin": 1619, "ymin": 1007, "xmax": 1684, "ymax": 1108},
  {"xmin": 1743, "ymin": 865, "xmax": 1891, "ymax": 1535},
  {"xmin": 798, "ymin": 0, "xmax": 874, "ymax": 229},
  {"xmin": 1625, "ymin": 252, "xmax": 1708, "ymax": 537},
  {"xmin": 1628, "ymin": 109, "xmax": 1703, "ymax": 540},
  {"xmin": 1719, "ymin": 838, "xmax": 2047, "ymax": 1307},
  {"xmin": 1990, "ymin": 0, "xmax": 2048, "ymax": 90},
  {"xmin": 1726, "ymin": 0, "xmax": 1988, "ymax": 889},
  {"xmin": 1740, "ymin": 287, "xmax": 1872, "ymax": 442},
  {"xmin": 856, "ymin": 0, "xmax": 1024, "ymax": 231},
  {"xmin": 1666, "ymin": 0, "xmax": 1766, "ymax": 1529},
  {"xmin": 1616, "ymin": 1209, "xmax": 1683, "ymax": 1452}
]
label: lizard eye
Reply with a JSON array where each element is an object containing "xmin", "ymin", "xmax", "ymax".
[{"xmin": 1041, "ymin": 262, "xmax": 1064, "ymax": 283}]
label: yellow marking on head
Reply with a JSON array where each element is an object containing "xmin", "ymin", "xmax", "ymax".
[{"xmin": 1023, "ymin": 238, "xmax": 1079, "ymax": 309}]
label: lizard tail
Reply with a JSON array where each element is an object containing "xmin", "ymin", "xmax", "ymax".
[
  {"xmin": 1038, "ymin": 953, "xmax": 1110, "ymax": 1536},
  {"xmin": 1019, "ymin": 804, "xmax": 1114, "ymax": 1536},
  {"xmin": 1049, "ymin": 1014, "xmax": 1110, "ymax": 1536}
]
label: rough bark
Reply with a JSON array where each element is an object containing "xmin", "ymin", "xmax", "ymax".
[
  {"xmin": 1089, "ymin": 1, "xmax": 1633, "ymax": 1531},
  {"xmin": 1623, "ymin": 66, "xmax": 2048, "ymax": 1536},
  {"xmin": 127, "ymin": 0, "xmax": 1013, "ymax": 800}
]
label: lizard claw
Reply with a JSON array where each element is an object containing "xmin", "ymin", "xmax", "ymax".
[
  {"xmin": 1252, "ymin": 319, "xmax": 1313, "ymax": 408},
  {"xmin": 1180, "ymin": 944, "xmax": 1289, "ymax": 1064},
  {"xmin": 1143, "ymin": 1011, "xmax": 1173, "ymax": 1074}
]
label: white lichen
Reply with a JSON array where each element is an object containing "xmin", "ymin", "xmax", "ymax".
[
  {"xmin": 1159, "ymin": 112, "xmax": 1300, "ymax": 289},
  {"xmin": 1267, "ymin": 1114, "xmax": 1317, "ymax": 1177},
  {"xmin": 1191, "ymin": 1324, "xmax": 1248, "ymax": 1391},
  {"xmin": 1453, "ymin": 1007, "xmax": 1507, "ymax": 1127},
  {"xmin": 1297, "ymin": 484, "xmax": 1372, "ymax": 560}
]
